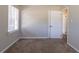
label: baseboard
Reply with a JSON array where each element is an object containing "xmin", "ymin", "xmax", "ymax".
[
  {"xmin": 20, "ymin": 37, "xmax": 62, "ymax": 40},
  {"xmin": 67, "ymin": 42, "xmax": 79, "ymax": 52},
  {"xmin": 0, "ymin": 38, "xmax": 19, "ymax": 53},
  {"xmin": 20, "ymin": 37, "xmax": 49, "ymax": 39}
]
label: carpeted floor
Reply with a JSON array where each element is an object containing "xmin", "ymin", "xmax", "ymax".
[{"xmin": 4, "ymin": 38, "xmax": 77, "ymax": 53}]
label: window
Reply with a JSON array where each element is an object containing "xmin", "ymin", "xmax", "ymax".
[{"xmin": 8, "ymin": 5, "xmax": 19, "ymax": 32}]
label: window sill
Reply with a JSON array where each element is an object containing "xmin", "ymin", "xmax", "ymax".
[{"xmin": 8, "ymin": 30, "xmax": 18, "ymax": 34}]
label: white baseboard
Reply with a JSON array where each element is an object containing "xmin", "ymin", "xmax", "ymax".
[
  {"xmin": 0, "ymin": 38, "xmax": 19, "ymax": 53},
  {"xmin": 20, "ymin": 37, "xmax": 62, "ymax": 40},
  {"xmin": 20, "ymin": 37, "xmax": 49, "ymax": 39},
  {"xmin": 67, "ymin": 42, "xmax": 79, "ymax": 52}
]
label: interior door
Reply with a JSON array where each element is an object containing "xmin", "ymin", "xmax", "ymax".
[{"xmin": 49, "ymin": 10, "xmax": 63, "ymax": 38}]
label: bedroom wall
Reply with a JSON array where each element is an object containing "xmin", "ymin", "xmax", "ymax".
[
  {"xmin": 0, "ymin": 5, "xmax": 9, "ymax": 52},
  {"xmin": 67, "ymin": 6, "xmax": 79, "ymax": 52},
  {"xmin": 21, "ymin": 5, "xmax": 63, "ymax": 37},
  {"xmin": 0, "ymin": 5, "xmax": 20, "ymax": 52}
]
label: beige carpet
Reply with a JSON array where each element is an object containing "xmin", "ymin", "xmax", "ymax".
[{"xmin": 5, "ymin": 38, "xmax": 77, "ymax": 53}]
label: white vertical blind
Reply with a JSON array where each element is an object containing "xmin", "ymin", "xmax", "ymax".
[{"xmin": 8, "ymin": 5, "xmax": 19, "ymax": 32}]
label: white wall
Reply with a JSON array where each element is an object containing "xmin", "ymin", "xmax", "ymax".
[
  {"xmin": 62, "ymin": 7, "xmax": 69, "ymax": 34},
  {"xmin": 67, "ymin": 6, "xmax": 79, "ymax": 52},
  {"xmin": 21, "ymin": 6, "xmax": 63, "ymax": 37},
  {"xmin": 0, "ymin": 5, "xmax": 20, "ymax": 52},
  {"xmin": 0, "ymin": 5, "xmax": 8, "ymax": 51}
]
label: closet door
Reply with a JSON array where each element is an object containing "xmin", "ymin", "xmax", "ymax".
[{"xmin": 48, "ymin": 10, "xmax": 63, "ymax": 38}]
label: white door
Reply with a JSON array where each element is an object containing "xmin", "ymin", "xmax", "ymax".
[{"xmin": 48, "ymin": 10, "xmax": 63, "ymax": 38}]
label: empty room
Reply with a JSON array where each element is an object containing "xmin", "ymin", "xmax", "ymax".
[{"xmin": 0, "ymin": 5, "xmax": 79, "ymax": 53}]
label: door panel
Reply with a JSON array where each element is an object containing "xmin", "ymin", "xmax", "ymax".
[{"xmin": 49, "ymin": 10, "xmax": 63, "ymax": 38}]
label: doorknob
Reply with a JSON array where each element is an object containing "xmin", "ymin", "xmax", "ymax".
[{"xmin": 49, "ymin": 25, "xmax": 52, "ymax": 27}]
